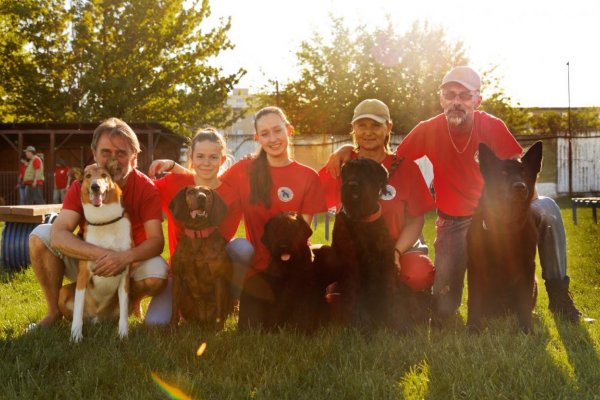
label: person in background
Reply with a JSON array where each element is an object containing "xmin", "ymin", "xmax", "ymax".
[
  {"xmin": 53, "ymin": 158, "xmax": 70, "ymax": 204},
  {"xmin": 23, "ymin": 145, "xmax": 45, "ymax": 205},
  {"xmin": 17, "ymin": 155, "xmax": 28, "ymax": 205}
]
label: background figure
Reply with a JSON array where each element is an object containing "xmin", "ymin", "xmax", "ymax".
[
  {"xmin": 17, "ymin": 155, "xmax": 28, "ymax": 205},
  {"xmin": 53, "ymin": 158, "xmax": 70, "ymax": 204},
  {"xmin": 23, "ymin": 145, "xmax": 45, "ymax": 205}
]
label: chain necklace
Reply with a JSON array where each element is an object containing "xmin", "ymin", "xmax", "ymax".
[{"xmin": 447, "ymin": 121, "xmax": 474, "ymax": 154}]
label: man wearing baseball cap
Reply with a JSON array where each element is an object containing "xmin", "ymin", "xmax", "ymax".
[
  {"xmin": 23, "ymin": 145, "xmax": 46, "ymax": 204},
  {"xmin": 329, "ymin": 66, "xmax": 586, "ymax": 324}
]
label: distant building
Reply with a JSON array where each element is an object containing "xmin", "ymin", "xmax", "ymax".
[{"xmin": 222, "ymin": 88, "xmax": 256, "ymax": 159}]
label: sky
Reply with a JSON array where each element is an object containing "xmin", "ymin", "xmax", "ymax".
[{"xmin": 207, "ymin": 0, "xmax": 600, "ymax": 108}]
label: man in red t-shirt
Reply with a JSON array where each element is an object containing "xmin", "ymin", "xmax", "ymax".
[
  {"xmin": 329, "ymin": 67, "xmax": 584, "ymax": 323},
  {"xmin": 53, "ymin": 159, "xmax": 70, "ymax": 204},
  {"xmin": 29, "ymin": 118, "xmax": 168, "ymax": 328}
]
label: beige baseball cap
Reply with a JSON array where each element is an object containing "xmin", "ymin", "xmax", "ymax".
[
  {"xmin": 441, "ymin": 66, "xmax": 481, "ymax": 91},
  {"xmin": 24, "ymin": 145, "xmax": 36, "ymax": 153},
  {"xmin": 351, "ymin": 99, "xmax": 391, "ymax": 124}
]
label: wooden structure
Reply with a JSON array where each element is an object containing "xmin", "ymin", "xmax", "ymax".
[
  {"xmin": 0, "ymin": 122, "xmax": 187, "ymax": 204},
  {"xmin": 571, "ymin": 197, "xmax": 600, "ymax": 224}
]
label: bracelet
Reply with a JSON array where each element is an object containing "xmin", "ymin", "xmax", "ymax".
[
  {"xmin": 165, "ymin": 160, "xmax": 175, "ymax": 172},
  {"xmin": 394, "ymin": 248, "xmax": 403, "ymax": 257}
]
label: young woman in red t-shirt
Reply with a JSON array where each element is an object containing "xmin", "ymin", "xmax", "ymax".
[{"xmin": 144, "ymin": 128, "xmax": 250, "ymax": 325}]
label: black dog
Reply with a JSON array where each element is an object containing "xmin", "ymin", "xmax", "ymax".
[
  {"xmin": 467, "ymin": 141, "xmax": 543, "ymax": 333},
  {"xmin": 239, "ymin": 212, "xmax": 329, "ymax": 333},
  {"xmin": 315, "ymin": 158, "xmax": 409, "ymax": 332}
]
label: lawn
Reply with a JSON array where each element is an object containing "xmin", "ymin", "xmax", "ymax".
[{"xmin": 1, "ymin": 199, "xmax": 599, "ymax": 399}]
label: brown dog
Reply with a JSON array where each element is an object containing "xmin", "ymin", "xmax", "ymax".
[
  {"xmin": 467, "ymin": 142, "xmax": 543, "ymax": 333},
  {"xmin": 168, "ymin": 186, "xmax": 233, "ymax": 329}
]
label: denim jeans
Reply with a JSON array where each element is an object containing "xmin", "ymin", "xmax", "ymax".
[
  {"xmin": 432, "ymin": 216, "xmax": 471, "ymax": 318},
  {"xmin": 531, "ymin": 196, "xmax": 567, "ymax": 281}
]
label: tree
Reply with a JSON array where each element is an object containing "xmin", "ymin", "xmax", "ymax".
[
  {"xmin": 0, "ymin": 0, "xmax": 244, "ymax": 134},
  {"xmin": 260, "ymin": 18, "xmax": 467, "ymax": 137}
]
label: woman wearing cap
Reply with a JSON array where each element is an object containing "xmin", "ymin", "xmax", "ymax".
[{"xmin": 319, "ymin": 99, "xmax": 436, "ymax": 292}]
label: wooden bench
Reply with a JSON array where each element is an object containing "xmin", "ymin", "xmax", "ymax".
[
  {"xmin": 0, "ymin": 204, "xmax": 62, "ymax": 270},
  {"xmin": 571, "ymin": 198, "xmax": 600, "ymax": 225}
]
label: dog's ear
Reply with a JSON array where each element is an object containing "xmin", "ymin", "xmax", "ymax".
[
  {"xmin": 262, "ymin": 215, "xmax": 277, "ymax": 248},
  {"xmin": 208, "ymin": 190, "xmax": 229, "ymax": 227},
  {"xmin": 521, "ymin": 141, "xmax": 543, "ymax": 176},
  {"xmin": 169, "ymin": 187, "xmax": 190, "ymax": 222},
  {"xmin": 296, "ymin": 213, "xmax": 313, "ymax": 242},
  {"xmin": 478, "ymin": 143, "xmax": 499, "ymax": 178}
]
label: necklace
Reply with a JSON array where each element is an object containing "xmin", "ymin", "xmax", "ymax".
[{"xmin": 447, "ymin": 121, "xmax": 474, "ymax": 154}]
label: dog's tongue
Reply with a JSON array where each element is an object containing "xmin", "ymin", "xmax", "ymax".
[
  {"xmin": 280, "ymin": 253, "xmax": 291, "ymax": 261},
  {"xmin": 90, "ymin": 193, "xmax": 103, "ymax": 207}
]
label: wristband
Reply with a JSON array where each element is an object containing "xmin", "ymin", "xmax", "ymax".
[{"xmin": 165, "ymin": 160, "xmax": 175, "ymax": 172}]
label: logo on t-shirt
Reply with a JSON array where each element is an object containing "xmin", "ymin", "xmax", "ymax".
[
  {"xmin": 474, "ymin": 149, "xmax": 480, "ymax": 164},
  {"xmin": 381, "ymin": 184, "xmax": 396, "ymax": 201},
  {"xmin": 277, "ymin": 187, "xmax": 294, "ymax": 202}
]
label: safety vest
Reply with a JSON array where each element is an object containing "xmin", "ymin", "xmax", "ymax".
[{"xmin": 24, "ymin": 156, "xmax": 44, "ymax": 183}]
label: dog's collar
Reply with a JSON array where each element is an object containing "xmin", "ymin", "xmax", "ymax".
[
  {"xmin": 86, "ymin": 210, "xmax": 125, "ymax": 226},
  {"xmin": 361, "ymin": 204, "xmax": 382, "ymax": 222},
  {"xmin": 183, "ymin": 226, "xmax": 218, "ymax": 239}
]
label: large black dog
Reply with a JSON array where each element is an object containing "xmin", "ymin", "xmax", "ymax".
[
  {"xmin": 315, "ymin": 158, "xmax": 409, "ymax": 332},
  {"xmin": 467, "ymin": 141, "xmax": 543, "ymax": 333},
  {"xmin": 239, "ymin": 212, "xmax": 329, "ymax": 333}
]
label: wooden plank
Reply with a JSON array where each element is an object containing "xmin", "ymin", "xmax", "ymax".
[
  {"xmin": 0, "ymin": 204, "xmax": 62, "ymax": 216},
  {"xmin": 0, "ymin": 214, "xmax": 46, "ymax": 224}
]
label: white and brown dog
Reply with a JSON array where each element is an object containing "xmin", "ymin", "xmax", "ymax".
[{"xmin": 59, "ymin": 164, "xmax": 132, "ymax": 342}]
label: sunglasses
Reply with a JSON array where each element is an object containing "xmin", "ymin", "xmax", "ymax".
[{"xmin": 441, "ymin": 90, "xmax": 477, "ymax": 101}]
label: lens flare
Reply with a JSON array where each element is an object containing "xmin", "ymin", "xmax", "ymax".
[
  {"xmin": 196, "ymin": 342, "xmax": 207, "ymax": 357},
  {"xmin": 150, "ymin": 372, "xmax": 193, "ymax": 400}
]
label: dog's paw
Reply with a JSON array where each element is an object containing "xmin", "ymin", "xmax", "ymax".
[
  {"xmin": 118, "ymin": 321, "xmax": 128, "ymax": 339},
  {"xmin": 70, "ymin": 323, "xmax": 83, "ymax": 343}
]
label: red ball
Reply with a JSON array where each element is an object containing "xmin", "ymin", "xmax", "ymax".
[{"xmin": 399, "ymin": 251, "xmax": 435, "ymax": 291}]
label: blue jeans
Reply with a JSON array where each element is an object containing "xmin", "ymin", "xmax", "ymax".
[
  {"xmin": 25, "ymin": 185, "xmax": 45, "ymax": 204},
  {"xmin": 433, "ymin": 196, "xmax": 569, "ymax": 318}
]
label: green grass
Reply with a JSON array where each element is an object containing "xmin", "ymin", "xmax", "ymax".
[{"xmin": 1, "ymin": 200, "xmax": 600, "ymax": 399}]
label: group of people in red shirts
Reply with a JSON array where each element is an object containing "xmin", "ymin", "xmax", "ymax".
[{"xmin": 27, "ymin": 66, "xmax": 586, "ymax": 332}]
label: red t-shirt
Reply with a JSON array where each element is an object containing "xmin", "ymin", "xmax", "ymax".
[
  {"xmin": 154, "ymin": 172, "xmax": 242, "ymax": 260},
  {"xmin": 18, "ymin": 163, "xmax": 26, "ymax": 181},
  {"xmin": 396, "ymin": 111, "xmax": 522, "ymax": 216},
  {"xmin": 220, "ymin": 159, "xmax": 327, "ymax": 273},
  {"xmin": 54, "ymin": 166, "xmax": 70, "ymax": 189},
  {"xmin": 62, "ymin": 168, "xmax": 163, "ymax": 246},
  {"xmin": 319, "ymin": 153, "xmax": 435, "ymax": 241}
]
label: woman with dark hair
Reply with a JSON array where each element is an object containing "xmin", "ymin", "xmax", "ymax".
[{"xmin": 219, "ymin": 106, "xmax": 327, "ymax": 327}]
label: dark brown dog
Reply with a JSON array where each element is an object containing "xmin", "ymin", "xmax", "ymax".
[
  {"xmin": 467, "ymin": 141, "xmax": 543, "ymax": 333},
  {"xmin": 168, "ymin": 186, "xmax": 233, "ymax": 329},
  {"xmin": 239, "ymin": 212, "xmax": 329, "ymax": 332},
  {"xmin": 315, "ymin": 158, "xmax": 409, "ymax": 332}
]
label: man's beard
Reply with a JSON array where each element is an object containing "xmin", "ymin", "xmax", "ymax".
[{"xmin": 445, "ymin": 107, "xmax": 467, "ymax": 126}]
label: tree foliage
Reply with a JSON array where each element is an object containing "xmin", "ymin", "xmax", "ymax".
[
  {"xmin": 259, "ymin": 18, "xmax": 467, "ymax": 136},
  {"xmin": 0, "ymin": 0, "xmax": 244, "ymax": 134}
]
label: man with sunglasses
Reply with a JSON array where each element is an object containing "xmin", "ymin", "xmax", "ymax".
[{"xmin": 328, "ymin": 66, "xmax": 585, "ymax": 325}]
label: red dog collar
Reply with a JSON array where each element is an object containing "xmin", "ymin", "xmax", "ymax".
[{"xmin": 183, "ymin": 226, "xmax": 218, "ymax": 239}]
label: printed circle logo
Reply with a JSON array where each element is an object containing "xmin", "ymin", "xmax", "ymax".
[
  {"xmin": 474, "ymin": 149, "xmax": 480, "ymax": 164},
  {"xmin": 277, "ymin": 187, "xmax": 294, "ymax": 202},
  {"xmin": 381, "ymin": 184, "xmax": 396, "ymax": 201}
]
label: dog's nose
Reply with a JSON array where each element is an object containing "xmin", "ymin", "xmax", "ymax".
[
  {"xmin": 91, "ymin": 182, "xmax": 100, "ymax": 192},
  {"xmin": 513, "ymin": 182, "xmax": 527, "ymax": 193}
]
